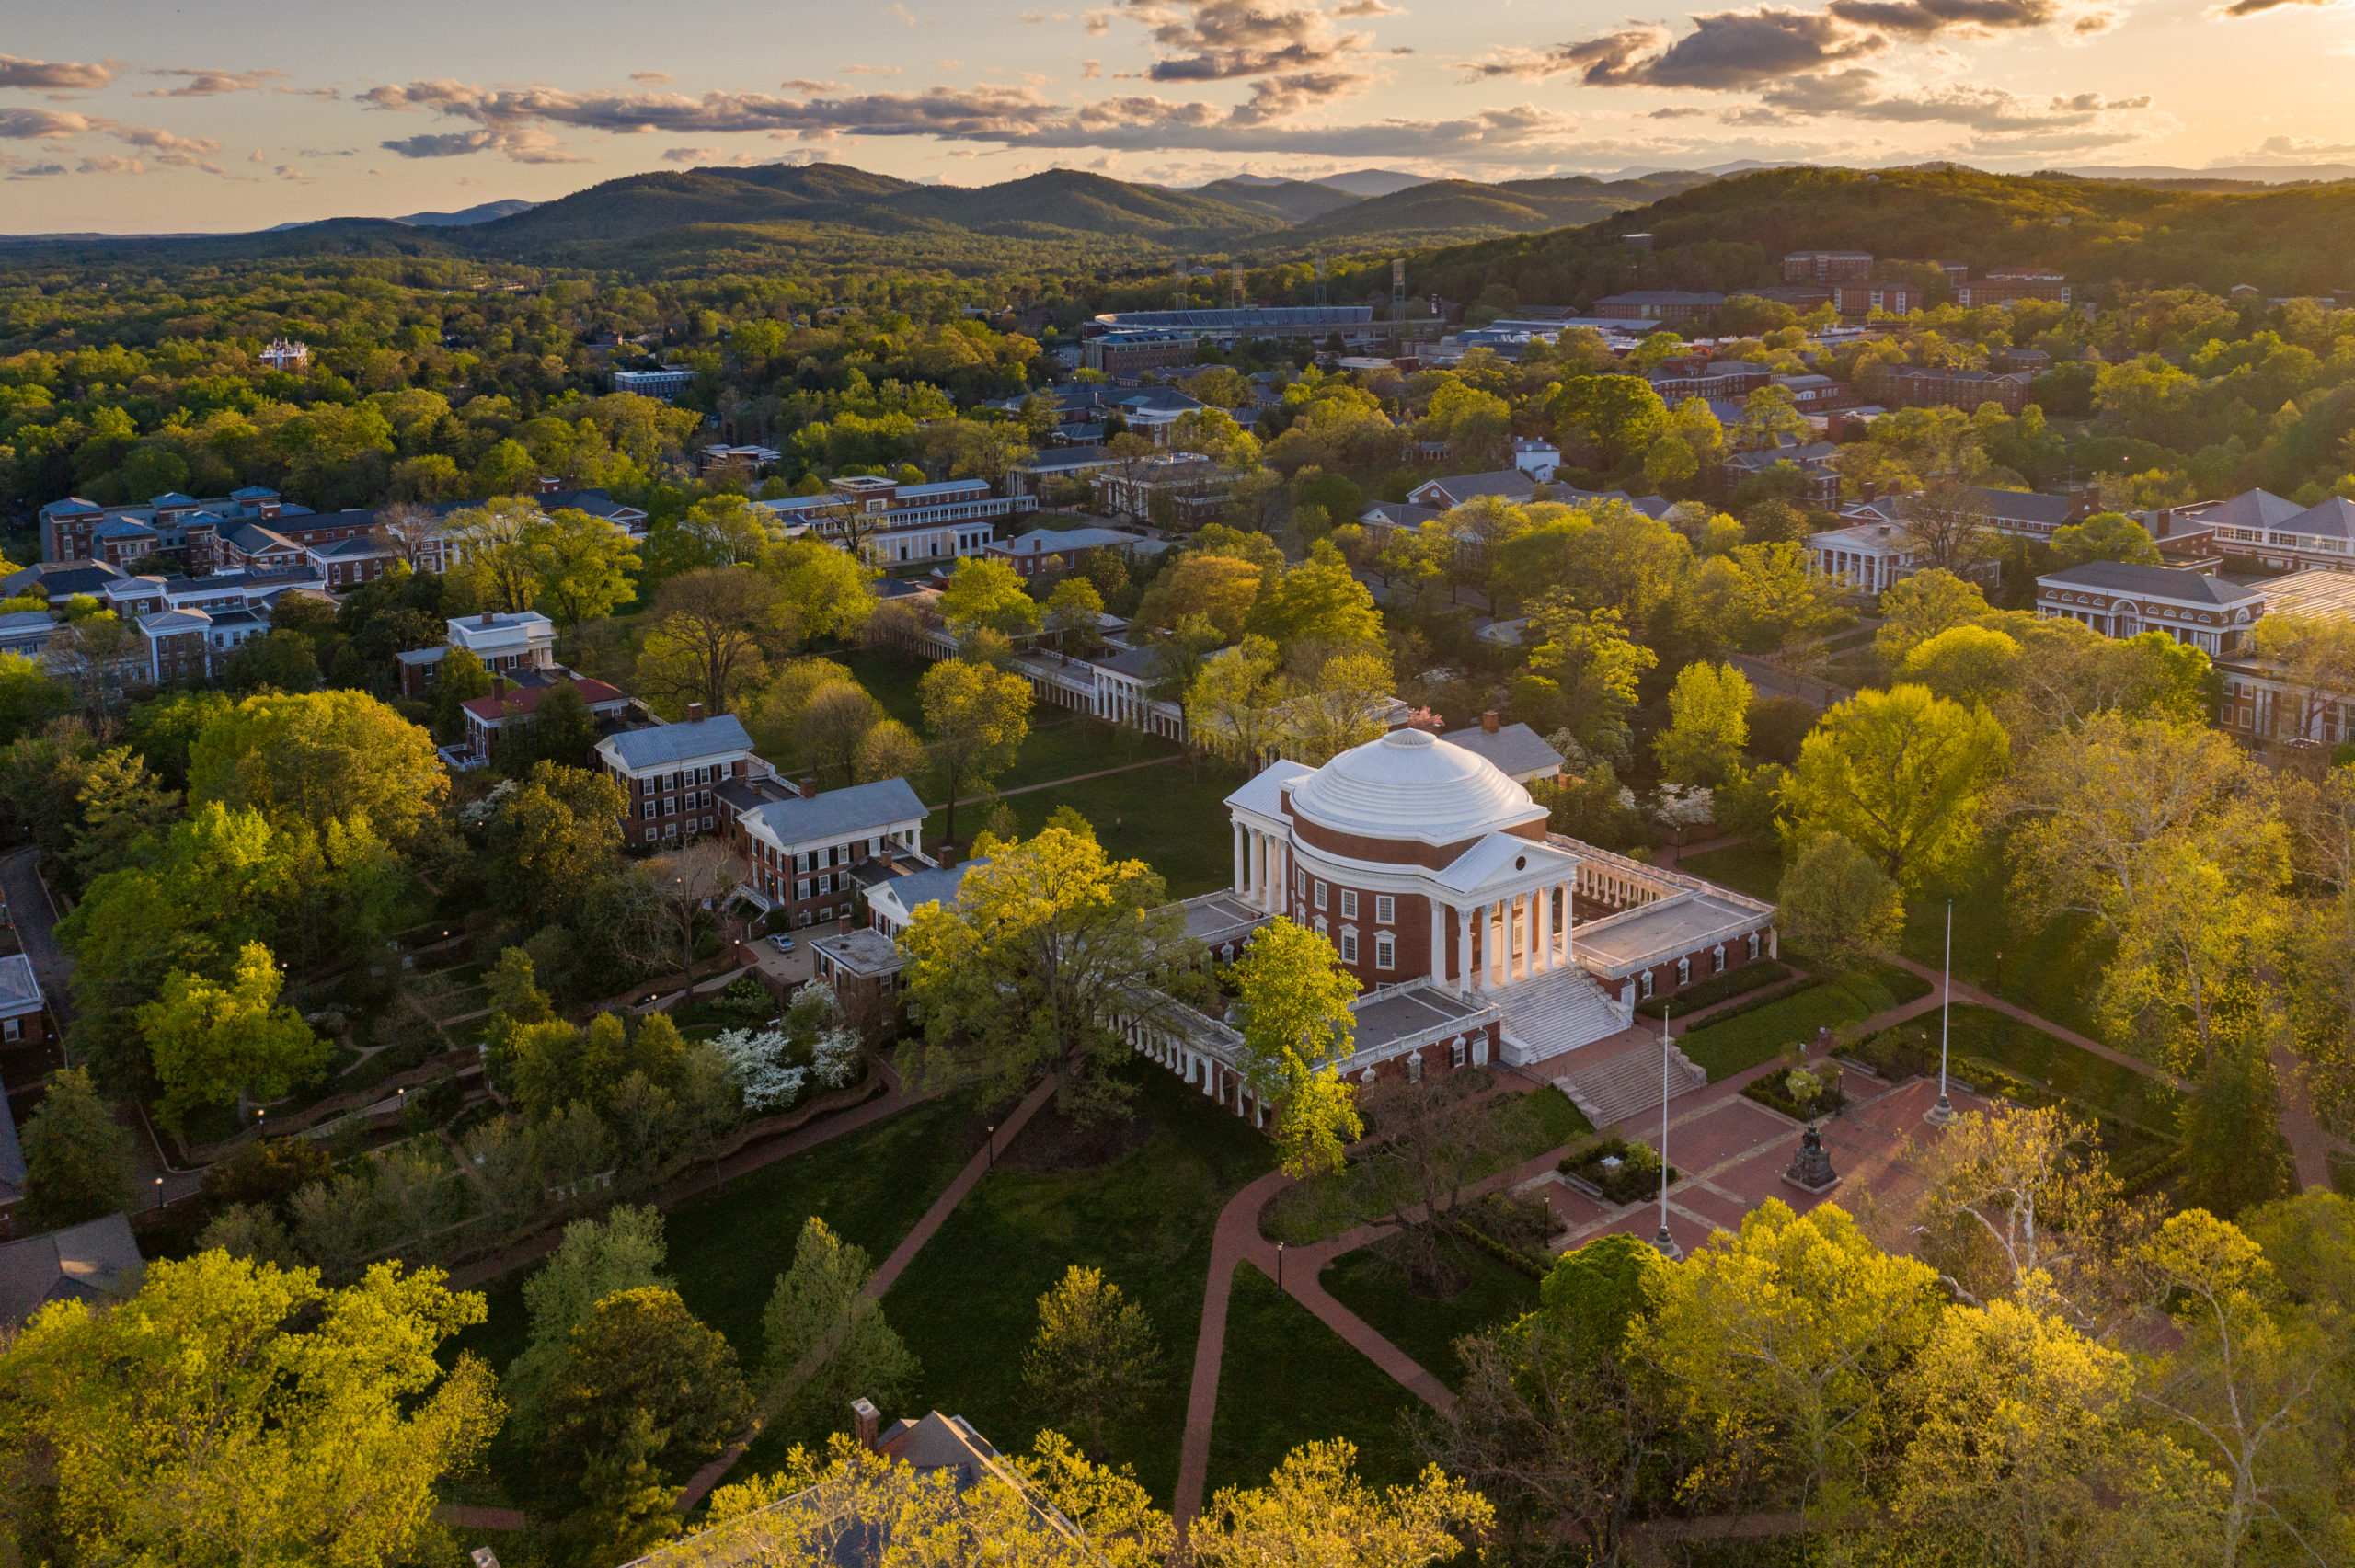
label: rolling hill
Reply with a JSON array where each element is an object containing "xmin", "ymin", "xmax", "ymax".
[
  {"xmin": 1193, "ymin": 177, "xmax": 1362, "ymax": 224},
  {"xmin": 1288, "ymin": 172, "xmax": 1722, "ymax": 245}
]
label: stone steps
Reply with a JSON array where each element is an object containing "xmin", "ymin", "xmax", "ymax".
[
  {"xmin": 1555, "ymin": 1039, "xmax": 1708, "ymax": 1129},
  {"xmin": 1496, "ymin": 966, "xmax": 1628, "ymax": 1067}
]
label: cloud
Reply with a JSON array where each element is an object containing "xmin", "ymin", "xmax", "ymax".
[
  {"xmin": 1019, "ymin": 9, "xmax": 1074, "ymax": 18},
  {"xmin": 1115, "ymin": 0, "xmax": 1381, "ymax": 83},
  {"xmin": 1086, "ymin": 6, "xmax": 1113, "ymax": 30},
  {"xmin": 0, "ymin": 107, "xmax": 101, "ymax": 139},
  {"xmin": 274, "ymin": 163, "xmax": 315, "ymax": 181},
  {"xmin": 1332, "ymin": 0, "xmax": 1404, "ymax": 12},
  {"xmin": 0, "ymin": 54, "xmax": 115, "ymax": 91},
  {"xmin": 630, "ymin": 71, "xmax": 675, "ymax": 83},
  {"xmin": 1649, "ymin": 105, "xmax": 1706, "ymax": 117},
  {"xmin": 2211, "ymin": 0, "xmax": 2335, "ymax": 15},
  {"xmin": 843, "ymin": 63, "xmax": 903, "ymax": 75},
  {"xmin": 114, "ymin": 125, "xmax": 223, "ymax": 155},
  {"xmin": 1744, "ymin": 67, "xmax": 2154, "ymax": 143},
  {"xmin": 357, "ymin": 74, "xmax": 1584, "ymax": 164},
  {"xmin": 77, "ymin": 155, "xmax": 144, "ymax": 174},
  {"xmin": 141, "ymin": 67, "xmax": 286, "ymax": 97},
  {"xmin": 2238, "ymin": 133, "xmax": 2355, "ymax": 157},
  {"xmin": 4, "ymin": 161, "xmax": 66, "ymax": 178},
  {"xmin": 664, "ymin": 145, "xmax": 770, "ymax": 164},
  {"xmin": 1083, "ymin": 58, "xmax": 1105, "ymax": 77},
  {"xmin": 250, "ymin": 148, "xmax": 266, "ymax": 162},
  {"xmin": 780, "ymin": 78, "xmax": 844, "ymax": 92}
]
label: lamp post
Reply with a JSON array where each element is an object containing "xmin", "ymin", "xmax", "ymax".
[
  {"xmin": 1276, "ymin": 1241, "xmax": 1284, "ymax": 1291},
  {"xmin": 153, "ymin": 1175, "xmax": 163, "ymax": 1210},
  {"xmin": 1653, "ymin": 1001, "xmax": 1682, "ymax": 1261},
  {"xmin": 985, "ymin": 1125, "xmax": 995, "ymax": 1173},
  {"xmin": 1926, "ymin": 901, "xmax": 1957, "ymax": 1126}
]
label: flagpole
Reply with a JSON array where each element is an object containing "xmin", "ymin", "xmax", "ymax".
[
  {"xmin": 1926, "ymin": 900, "xmax": 1956, "ymax": 1126},
  {"xmin": 1654, "ymin": 1000, "xmax": 1682, "ymax": 1260}
]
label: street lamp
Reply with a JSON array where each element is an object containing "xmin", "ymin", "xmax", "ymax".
[
  {"xmin": 1276, "ymin": 1241, "xmax": 1284, "ymax": 1291},
  {"xmin": 1926, "ymin": 901, "xmax": 1957, "ymax": 1127},
  {"xmin": 153, "ymin": 1176, "xmax": 163, "ymax": 1210},
  {"xmin": 985, "ymin": 1125, "xmax": 995, "ymax": 1173}
]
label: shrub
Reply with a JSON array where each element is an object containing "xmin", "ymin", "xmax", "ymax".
[{"xmin": 1560, "ymin": 1137, "xmax": 1679, "ymax": 1205}]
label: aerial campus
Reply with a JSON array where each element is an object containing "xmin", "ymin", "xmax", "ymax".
[{"xmin": 3, "ymin": 4, "xmax": 2355, "ymax": 1563}]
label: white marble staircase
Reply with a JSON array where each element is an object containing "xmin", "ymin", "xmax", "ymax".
[
  {"xmin": 1495, "ymin": 966, "xmax": 1631, "ymax": 1069},
  {"xmin": 1554, "ymin": 1040, "xmax": 1708, "ymax": 1129}
]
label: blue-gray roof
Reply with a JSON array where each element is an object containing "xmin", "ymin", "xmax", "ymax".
[
  {"xmin": 747, "ymin": 777, "xmax": 928, "ymax": 845},
  {"xmin": 874, "ymin": 859, "xmax": 982, "ymax": 915},
  {"xmin": 1441, "ymin": 721, "xmax": 1566, "ymax": 779},
  {"xmin": 601, "ymin": 715, "xmax": 757, "ymax": 770},
  {"xmin": 2039, "ymin": 560, "xmax": 2261, "ymax": 605},
  {"xmin": 1097, "ymin": 644, "xmax": 1161, "ymax": 679}
]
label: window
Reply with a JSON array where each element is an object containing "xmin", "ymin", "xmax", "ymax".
[
  {"xmin": 1375, "ymin": 895, "xmax": 1395, "ymax": 925},
  {"xmin": 642, "ymin": 802, "xmax": 656, "ymax": 820},
  {"xmin": 1339, "ymin": 929, "xmax": 1359, "ymax": 963},
  {"xmin": 1375, "ymin": 933, "xmax": 1396, "ymax": 970},
  {"xmin": 1314, "ymin": 916, "xmax": 1328, "ymax": 941},
  {"xmin": 1339, "ymin": 888, "xmax": 1358, "ymax": 920},
  {"xmin": 1676, "ymin": 956, "xmax": 1692, "ymax": 986},
  {"xmin": 1748, "ymin": 932, "xmax": 1762, "ymax": 961},
  {"xmin": 796, "ymin": 879, "xmax": 811, "ymax": 900},
  {"xmin": 1407, "ymin": 1050, "xmax": 1423, "ymax": 1083},
  {"xmin": 1450, "ymin": 1037, "xmax": 1466, "ymax": 1068},
  {"xmin": 818, "ymin": 874, "xmax": 833, "ymax": 896},
  {"xmin": 1713, "ymin": 944, "xmax": 1726, "ymax": 974},
  {"xmin": 2, "ymin": 1017, "xmax": 18, "ymax": 1043},
  {"xmin": 1639, "ymin": 970, "xmax": 1655, "ymax": 1000},
  {"xmin": 1314, "ymin": 879, "xmax": 1328, "ymax": 911}
]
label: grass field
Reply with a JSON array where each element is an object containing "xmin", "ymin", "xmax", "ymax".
[
  {"xmin": 444, "ymin": 1084, "xmax": 988, "ymax": 1507},
  {"xmin": 1207, "ymin": 1265, "xmax": 1423, "ymax": 1496},
  {"xmin": 1851, "ymin": 1003, "xmax": 2183, "ymax": 1135},
  {"xmin": 924, "ymin": 756, "xmax": 1252, "ymax": 899},
  {"xmin": 873, "ymin": 1064, "xmax": 1274, "ymax": 1505},
  {"xmin": 1318, "ymin": 1244, "xmax": 1540, "ymax": 1391},
  {"xmin": 1897, "ymin": 848, "xmax": 2110, "ymax": 1041},
  {"xmin": 1674, "ymin": 966, "xmax": 1931, "ymax": 1082},
  {"xmin": 1678, "ymin": 839, "xmax": 1783, "ymax": 903}
]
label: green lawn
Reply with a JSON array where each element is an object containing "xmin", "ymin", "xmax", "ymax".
[
  {"xmin": 1678, "ymin": 839, "xmax": 1784, "ymax": 903},
  {"xmin": 874, "ymin": 1064, "xmax": 1274, "ymax": 1505},
  {"xmin": 1207, "ymin": 1265, "xmax": 1423, "ymax": 1496},
  {"xmin": 1674, "ymin": 966, "xmax": 1930, "ymax": 1082},
  {"xmin": 445, "ymin": 1085, "xmax": 986, "ymax": 1507},
  {"xmin": 1318, "ymin": 1244, "xmax": 1539, "ymax": 1391},
  {"xmin": 925, "ymin": 756, "xmax": 1252, "ymax": 899},
  {"xmin": 1850, "ymin": 1003, "xmax": 2183, "ymax": 1137},
  {"xmin": 1897, "ymin": 847, "xmax": 2111, "ymax": 1041},
  {"xmin": 1260, "ymin": 1083, "xmax": 1590, "ymax": 1246}
]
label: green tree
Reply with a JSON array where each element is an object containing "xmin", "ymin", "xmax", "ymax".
[
  {"xmin": 502, "ymin": 1205, "xmax": 672, "ymax": 1443},
  {"xmin": 1045, "ymin": 575, "xmax": 1106, "ymax": 657},
  {"xmin": 938, "ymin": 555, "xmax": 1042, "ymax": 642},
  {"xmin": 759, "ymin": 537, "xmax": 875, "ymax": 643},
  {"xmin": 221, "ymin": 629, "xmax": 320, "ymax": 694},
  {"xmin": 485, "ymin": 761, "xmax": 626, "ymax": 921},
  {"xmin": 918, "ymin": 657, "xmax": 1030, "ymax": 846},
  {"xmin": 1874, "ymin": 567, "xmax": 1991, "ymax": 667},
  {"xmin": 1184, "ymin": 636, "xmax": 1287, "ymax": 767},
  {"xmin": 1899, "ymin": 623, "xmax": 2021, "ymax": 708},
  {"xmin": 1635, "ymin": 1199, "xmax": 1943, "ymax": 1523},
  {"xmin": 1190, "ymin": 1440, "xmax": 1493, "ymax": 1568},
  {"xmin": 854, "ymin": 717, "xmax": 926, "ymax": 785},
  {"xmin": 1654, "ymin": 660, "xmax": 1752, "ymax": 786},
  {"xmin": 2051, "ymin": 509, "xmax": 2164, "ymax": 567},
  {"xmin": 1777, "ymin": 833, "xmax": 1904, "ymax": 973},
  {"xmin": 0, "ymin": 652, "xmax": 74, "ymax": 746},
  {"xmin": 1022, "ymin": 1265, "xmax": 1164, "ymax": 1459},
  {"xmin": 67, "ymin": 744, "xmax": 178, "ymax": 888},
  {"xmin": 528, "ymin": 506, "xmax": 641, "ymax": 634},
  {"xmin": 0, "ymin": 1252, "xmax": 499, "ymax": 1568},
  {"xmin": 1522, "ymin": 596, "xmax": 1658, "ymax": 766},
  {"xmin": 796, "ymin": 681, "xmax": 881, "ymax": 784},
  {"xmin": 1551, "ymin": 374, "xmax": 1669, "ymax": 466},
  {"xmin": 1253, "ymin": 541, "xmax": 1382, "ymax": 654},
  {"xmin": 1783, "ymin": 683, "xmax": 2009, "ymax": 888},
  {"xmin": 431, "ymin": 646, "xmax": 493, "ymax": 743},
  {"xmin": 444, "ymin": 497, "xmax": 544, "ymax": 612},
  {"xmin": 531, "ymin": 680, "xmax": 601, "ymax": 770},
  {"xmin": 187, "ymin": 688, "xmax": 447, "ymax": 844},
  {"xmin": 2178, "ymin": 1028, "xmax": 2296, "ymax": 1219},
  {"xmin": 1233, "ymin": 917, "xmax": 1363, "ymax": 1178},
  {"xmin": 535, "ymin": 1286, "xmax": 752, "ymax": 1523},
  {"xmin": 634, "ymin": 567, "xmax": 787, "ymax": 717},
  {"xmin": 17, "ymin": 1066, "xmax": 135, "ymax": 1230},
  {"xmin": 902, "ymin": 824, "xmax": 1180, "ymax": 1121},
  {"xmin": 761, "ymin": 1216, "xmax": 918, "ymax": 1420},
  {"xmin": 137, "ymin": 940, "xmax": 329, "ymax": 1131}
]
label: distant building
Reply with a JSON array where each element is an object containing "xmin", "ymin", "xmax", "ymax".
[
  {"xmin": 1879, "ymin": 365, "xmax": 2038, "ymax": 415},
  {"xmin": 1591, "ymin": 291, "xmax": 1725, "ymax": 323},
  {"xmin": 2184, "ymin": 490, "xmax": 2355, "ymax": 574},
  {"xmin": 1646, "ymin": 358, "xmax": 1773, "ymax": 403},
  {"xmin": 2036, "ymin": 559, "xmax": 2264, "ymax": 655},
  {"xmin": 1087, "ymin": 305, "xmax": 1382, "ymax": 349},
  {"xmin": 1006, "ymin": 444, "xmax": 1124, "ymax": 498},
  {"xmin": 612, "ymin": 367, "xmax": 695, "ymax": 400},
  {"xmin": 1831, "ymin": 282, "xmax": 1923, "ymax": 318},
  {"xmin": 0, "ymin": 1214, "xmax": 141, "ymax": 1326},
  {"xmin": 1406, "ymin": 469, "xmax": 1538, "ymax": 509},
  {"xmin": 985, "ymin": 524, "xmax": 1167, "ymax": 580},
  {"xmin": 1082, "ymin": 329, "xmax": 1198, "ymax": 376},
  {"xmin": 1955, "ymin": 270, "xmax": 2072, "ymax": 307},
  {"xmin": 257, "ymin": 338, "xmax": 309, "ymax": 372},
  {"xmin": 759, "ymin": 475, "xmax": 1031, "ymax": 570},
  {"xmin": 1440, "ymin": 714, "xmax": 1566, "ymax": 784},
  {"xmin": 1092, "ymin": 454, "xmax": 1237, "ymax": 528},
  {"xmin": 596, "ymin": 707, "xmax": 759, "ymax": 851},
  {"xmin": 457, "ymin": 674, "xmax": 633, "ymax": 765},
  {"xmin": 1783, "ymin": 249, "xmax": 1874, "ymax": 283},
  {"xmin": 395, "ymin": 610, "xmax": 559, "ymax": 699},
  {"xmin": 718, "ymin": 775, "xmax": 929, "ymax": 929}
]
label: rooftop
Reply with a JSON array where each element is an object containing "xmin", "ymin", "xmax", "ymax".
[
  {"xmin": 2039, "ymin": 559, "xmax": 2264, "ymax": 605},
  {"xmin": 1575, "ymin": 891, "xmax": 1772, "ymax": 973},
  {"xmin": 1438, "ymin": 721, "xmax": 1566, "ymax": 780},
  {"xmin": 1349, "ymin": 983, "xmax": 1499, "ymax": 1054},
  {"xmin": 599, "ymin": 714, "xmax": 758, "ymax": 771},
  {"xmin": 870, "ymin": 859, "xmax": 982, "ymax": 917},
  {"xmin": 0, "ymin": 1214, "xmax": 141, "ymax": 1327},
  {"xmin": 1281, "ymin": 727, "xmax": 1545, "ymax": 848},
  {"xmin": 743, "ymin": 777, "xmax": 928, "ymax": 845}
]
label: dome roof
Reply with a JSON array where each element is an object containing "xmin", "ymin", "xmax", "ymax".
[{"xmin": 1288, "ymin": 727, "xmax": 1543, "ymax": 846}]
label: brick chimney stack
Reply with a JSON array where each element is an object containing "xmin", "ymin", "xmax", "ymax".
[
  {"xmin": 798, "ymin": 776, "xmax": 818, "ymax": 800},
  {"xmin": 491, "ymin": 675, "xmax": 507, "ymax": 697},
  {"xmin": 851, "ymin": 1397, "xmax": 880, "ymax": 1451},
  {"xmin": 1481, "ymin": 710, "xmax": 1500, "ymax": 734},
  {"xmin": 686, "ymin": 702, "xmax": 705, "ymax": 723},
  {"xmin": 479, "ymin": 611, "xmax": 495, "ymax": 626}
]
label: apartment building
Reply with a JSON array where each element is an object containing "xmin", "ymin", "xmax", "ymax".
[
  {"xmin": 395, "ymin": 611, "xmax": 559, "ymax": 699},
  {"xmin": 1783, "ymin": 250, "xmax": 1874, "ymax": 282},
  {"xmin": 718, "ymin": 775, "xmax": 929, "ymax": 930},
  {"xmin": 594, "ymin": 707, "xmax": 760, "ymax": 850},
  {"xmin": 759, "ymin": 475, "xmax": 1031, "ymax": 569}
]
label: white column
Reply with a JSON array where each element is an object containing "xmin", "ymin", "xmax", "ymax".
[
  {"xmin": 1487, "ymin": 900, "xmax": 1504, "ymax": 989},
  {"xmin": 1251, "ymin": 830, "xmax": 1269, "ymax": 912},
  {"xmin": 1233, "ymin": 822, "xmax": 1246, "ymax": 897},
  {"xmin": 1274, "ymin": 839, "xmax": 1290, "ymax": 916},
  {"xmin": 1454, "ymin": 907, "xmax": 1472, "ymax": 997},
  {"xmin": 1508, "ymin": 896, "xmax": 1524, "ymax": 985},
  {"xmin": 1429, "ymin": 900, "xmax": 1446, "ymax": 986},
  {"xmin": 1535, "ymin": 883, "xmax": 1553, "ymax": 973}
]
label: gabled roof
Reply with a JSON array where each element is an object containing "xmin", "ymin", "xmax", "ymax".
[
  {"xmin": 2285, "ymin": 497, "xmax": 2355, "ymax": 542},
  {"xmin": 599, "ymin": 714, "xmax": 757, "ymax": 770},
  {"xmin": 2188, "ymin": 488, "xmax": 2303, "ymax": 534},
  {"xmin": 997, "ymin": 526, "xmax": 1141, "ymax": 555},
  {"xmin": 94, "ymin": 518, "xmax": 158, "ymax": 540},
  {"xmin": 1433, "ymin": 830, "xmax": 1580, "ymax": 895},
  {"xmin": 138, "ymin": 609, "xmax": 213, "ymax": 635},
  {"xmin": 1411, "ymin": 470, "xmax": 1538, "ymax": 507},
  {"xmin": 2039, "ymin": 560, "xmax": 2263, "ymax": 605},
  {"xmin": 1361, "ymin": 500, "xmax": 1442, "ymax": 530},
  {"xmin": 742, "ymin": 776, "xmax": 928, "ymax": 845},
  {"xmin": 0, "ymin": 1214, "xmax": 141, "ymax": 1326},
  {"xmin": 1439, "ymin": 721, "xmax": 1566, "ymax": 780},
  {"xmin": 1224, "ymin": 758, "xmax": 1315, "ymax": 821},
  {"xmin": 868, "ymin": 859, "xmax": 982, "ymax": 918},
  {"xmin": 309, "ymin": 536, "xmax": 394, "ymax": 559},
  {"xmin": 1014, "ymin": 444, "xmax": 1119, "ymax": 470},
  {"xmin": 0, "ymin": 954, "xmax": 40, "ymax": 1014},
  {"xmin": 461, "ymin": 677, "xmax": 627, "ymax": 723},
  {"xmin": 225, "ymin": 523, "xmax": 299, "ymax": 555}
]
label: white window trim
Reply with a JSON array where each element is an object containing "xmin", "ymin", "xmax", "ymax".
[
  {"xmin": 1339, "ymin": 888, "xmax": 1358, "ymax": 920},
  {"xmin": 1374, "ymin": 894, "xmax": 1395, "ymax": 925}
]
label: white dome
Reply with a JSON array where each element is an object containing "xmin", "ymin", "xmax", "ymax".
[{"xmin": 1288, "ymin": 728, "xmax": 1543, "ymax": 845}]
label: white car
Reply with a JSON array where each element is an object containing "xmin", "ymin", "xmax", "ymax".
[{"xmin": 768, "ymin": 933, "xmax": 796, "ymax": 953}]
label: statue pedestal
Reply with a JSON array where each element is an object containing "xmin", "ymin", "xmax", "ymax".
[{"xmin": 1782, "ymin": 1122, "xmax": 1840, "ymax": 1195}]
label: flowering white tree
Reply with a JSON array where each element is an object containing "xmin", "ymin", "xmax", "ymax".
[
  {"xmin": 712, "ymin": 1029, "xmax": 807, "ymax": 1113},
  {"xmin": 793, "ymin": 981, "xmax": 863, "ymax": 1090}
]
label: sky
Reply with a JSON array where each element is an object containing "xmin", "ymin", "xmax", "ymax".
[{"xmin": 6, "ymin": 0, "xmax": 2355, "ymax": 233}]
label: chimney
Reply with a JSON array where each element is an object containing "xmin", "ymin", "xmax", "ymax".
[
  {"xmin": 479, "ymin": 611, "xmax": 495, "ymax": 627},
  {"xmin": 1480, "ymin": 709, "xmax": 1500, "ymax": 735},
  {"xmin": 2154, "ymin": 509, "xmax": 2174, "ymax": 539},
  {"xmin": 798, "ymin": 775, "xmax": 818, "ymax": 800},
  {"xmin": 936, "ymin": 843, "xmax": 957, "ymax": 869},
  {"xmin": 851, "ymin": 1397, "xmax": 880, "ymax": 1451},
  {"xmin": 686, "ymin": 702, "xmax": 705, "ymax": 724},
  {"xmin": 491, "ymin": 675, "xmax": 507, "ymax": 697},
  {"xmin": 1860, "ymin": 479, "xmax": 1878, "ymax": 502}
]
